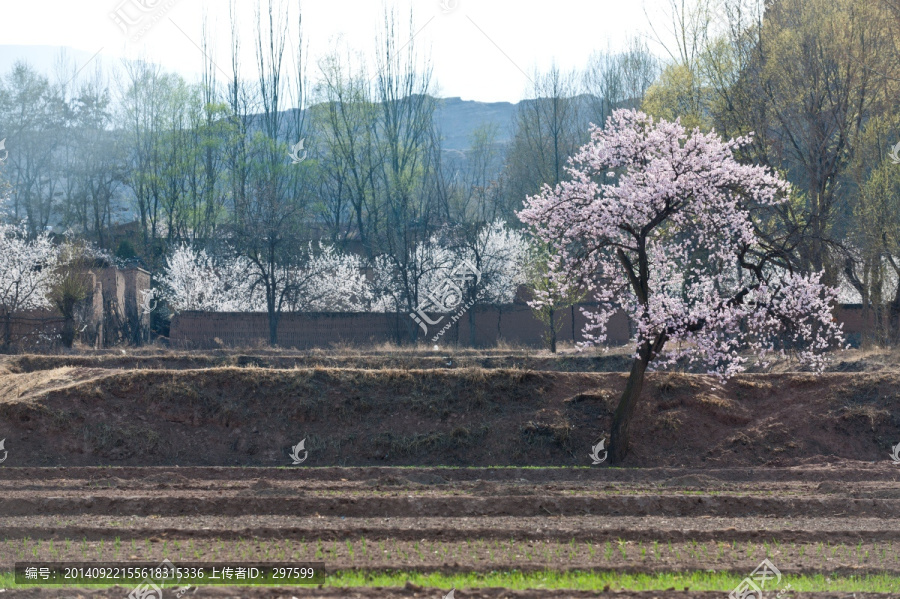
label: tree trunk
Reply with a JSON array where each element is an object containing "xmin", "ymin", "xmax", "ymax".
[
  {"xmin": 468, "ymin": 307, "xmax": 476, "ymax": 347},
  {"xmin": 571, "ymin": 304, "xmax": 576, "ymax": 342},
  {"xmin": 395, "ymin": 311, "xmax": 404, "ymax": 345},
  {"xmin": 406, "ymin": 304, "xmax": 418, "ymax": 345},
  {"xmin": 608, "ymin": 342, "xmax": 652, "ymax": 464},
  {"xmin": 2, "ymin": 311, "xmax": 10, "ymax": 352},
  {"xmin": 61, "ymin": 317, "xmax": 75, "ymax": 348},
  {"xmin": 268, "ymin": 310, "xmax": 279, "ymax": 347},
  {"xmin": 548, "ymin": 307, "xmax": 557, "ymax": 353},
  {"xmin": 889, "ymin": 283, "xmax": 900, "ymax": 345}
]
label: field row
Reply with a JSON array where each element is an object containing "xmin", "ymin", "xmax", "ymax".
[
  {"xmin": 5, "ymin": 514, "xmax": 900, "ymax": 543},
  {"xmin": 3, "ymin": 467, "xmax": 899, "ymax": 597},
  {"xmin": 4, "ymin": 464, "xmax": 898, "ymax": 483},
  {"xmin": 4, "ymin": 536, "xmax": 900, "ymax": 574}
]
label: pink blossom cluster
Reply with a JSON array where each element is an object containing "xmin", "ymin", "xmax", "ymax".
[{"xmin": 518, "ymin": 109, "xmax": 844, "ymax": 376}]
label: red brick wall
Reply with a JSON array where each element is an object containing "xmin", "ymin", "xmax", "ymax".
[
  {"xmin": 0, "ymin": 309, "xmax": 64, "ymax": 347},
  {"xmin": 169, "ymin": 305, "xmax": 875, "ymax": 350},
  {"xmin": 169, "ymin": 304, "xmax": 633, "ymax": 349},
  {"xmin": 0, "ymin": 304, "xmax": 877, "ymax": 350},
  {"xmin": 169, "ymin": 311, "xmax": 398, "ymax": 348},
  {"xmin": 833, "ymin": 305, "xmax": 873, "ymax": 332}
]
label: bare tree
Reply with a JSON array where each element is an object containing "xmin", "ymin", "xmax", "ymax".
[
  {"xmin": 370, "ymin": 7, "xmax": 443, "ymax": 342},
  {"xmin": 505, "ymin": 64, "xmax": 587, "ymax": 205},
  {"xmin": 313, "ymin": 46, "xmax": 382, "ymax": 250},
  {"xmin": 584, "ymin": 37, "xmax": 659, "ymax": 127},
  {"xmin": 118, "ymin": 58, "xmax": 171, "ymax": 260},
  {"xmin": 0, "ymin": 63, "xmax": 65, "ymax": 237},
  {"xmin": 228, "ymin": 0, "xmax": 313, "ymax": 346}
]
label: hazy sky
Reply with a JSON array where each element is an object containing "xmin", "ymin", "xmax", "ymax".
[{"xmin": 1, "ymin": 0, "xmax": 675, "ymax": 103}]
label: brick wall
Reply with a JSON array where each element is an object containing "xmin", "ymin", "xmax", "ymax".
[
  {"xmin": 170, "ymin": 304, "xmax": 874, "ymax": 350},
  {"xmin": 0, "ymin": 309, "xmax": 64, "ymax": 348},
  {"xmin": 832, "ymin": 305, "xmax": 876, "ymax": 346},
  {"xmin": 169, "ymin": 304, "xmax": 633, "ymax": 349}
]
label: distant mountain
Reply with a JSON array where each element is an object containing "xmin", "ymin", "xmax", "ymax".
[
  {"xmin": 1, "ymin": 47, "xmax": 610, "ymax": 158},
  {"xmin": 435, "ymin": 96, "xmax": 517, "ymax": 152},
  {"xmin": 435, "ymin": 95, "xmax": 602, "ymax": 154},
  {"xmin": 1, "ymin": 46, "xmax": 520, "ymax": 153}
]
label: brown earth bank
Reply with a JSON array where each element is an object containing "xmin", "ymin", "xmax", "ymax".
[
  {"xmin": 3, "ymin": 350, "xmax": 900, "ymax": 597},
  {"xmin": 0, "ymin": 363, "xmax": 899, "ymax": 467},
  {"xmin": 5, "ymin": 512, "xmax": 900, "ymax": 542},
  {"xmin": 0, "ymin": 351, "xmax": 634, "ymax": 374}
]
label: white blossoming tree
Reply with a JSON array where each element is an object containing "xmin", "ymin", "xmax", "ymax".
[
  {"xmin": 468, "ymin": 220, "xmax": 531, "ymax": 305},
  {"xmin": 0, "ymin": 223, "xmax": 59, "ymax": 349},
  {"xmin": 456, "ymin": 220, "xmax": 531, "ymax": 345},
  {"xmin": 285, "ymin": 243, "xmax": 372, "ymax": 312},
  {"xmin": 160, "ymin": 243, "xmax": 373, "ymax": 316},
  {"xmin": 373, "ymin": 222, "xmax": 530, "ymax": 344},
  {"xmin": 158, "ymin": 245, "xmax": 258, "ymax": 313}
]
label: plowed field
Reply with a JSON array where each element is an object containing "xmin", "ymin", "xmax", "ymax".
[{"xmin": 1, "ymin": 349, "xmax": 899, "ymax": 597}]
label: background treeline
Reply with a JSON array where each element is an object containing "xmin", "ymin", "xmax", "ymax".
[{"xmin": 1, "ymin": 0, "xmax": 900, "ymax": 345}]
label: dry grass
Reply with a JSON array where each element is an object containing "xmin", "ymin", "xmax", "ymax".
[
  {"xmin": 653, "ymin": 412, "xmax": 683, "ymax": 431},
  {"xmin": 838, "ymin": 404, "xmax": 891, "ymax": 426},
  {"xmin": 697, "ymin": 393, "xmax": 735, "ymax": 409},
  {"xmin": 656, "ymin": 373, "xmax": 704, "ymax": 396},
  {"xmin": 0, "ymin": 366, "xmax": 78, "ymax": 402},
  {"xmin": 734, "ymin": 377, "xmax": 774, "ymax": 390}
]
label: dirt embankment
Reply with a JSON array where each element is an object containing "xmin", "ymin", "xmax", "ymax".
[
  {"xmin": 0, "ymin": 359, "xmax": 898, "ymax": 467},
  {"xmin": 1, "ymin": 351, "xmax": 637, "ymax": 374},
  {"xmin": 6, "ymin": 346, "xmax": 897, "ymax": 374}
]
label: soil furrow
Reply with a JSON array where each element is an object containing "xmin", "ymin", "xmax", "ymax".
[
  {"xmin": 3, "ymin": 495, "xmax": 899, "ymax": 518},
  {"xmin": 0, "ymin": 466, "xmax": 897, "ymax": 484}
]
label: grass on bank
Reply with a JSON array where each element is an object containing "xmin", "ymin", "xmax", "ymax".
[{"xmin": 2, "ymin": 569, "xmax": 899, "ymax": 593}]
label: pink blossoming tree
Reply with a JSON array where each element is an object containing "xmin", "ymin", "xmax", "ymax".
[{"xmin": 518, "ymin": 110, "xmax": 845, "ymax": 464}]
